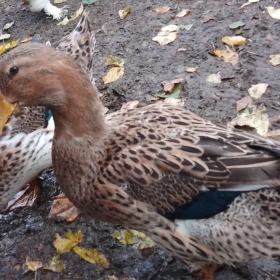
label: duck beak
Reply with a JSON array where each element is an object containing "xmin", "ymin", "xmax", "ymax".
[{"xmin": 0, "ymin": 92, "xmax": 20, "ymax": 131}]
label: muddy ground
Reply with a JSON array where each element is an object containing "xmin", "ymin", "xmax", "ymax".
[{"xmin": 1, "ymin": 0, "xmax": 280, "ymax": 279}]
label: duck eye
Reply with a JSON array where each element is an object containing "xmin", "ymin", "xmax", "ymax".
[{"xmin": 10, "ymin": 66, "xmax": 19, "ymax": 75}]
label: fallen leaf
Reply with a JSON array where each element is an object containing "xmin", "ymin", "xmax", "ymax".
[
  {"xmin": 120, "ymin": 100, "xmax": 139, "ymax": 111},
  {"xmin": 54, "ymin": 0, "xmax": 66, "ymax": 3},
  {"xmin": 103, "ymin": 67, "xmax": 124, "ymax": 84},
  {"xmin": 112, "ymin": 229, "xmax": 155, "ymax": 250},
  {"xmin": 229, "ymin": 21, "xmax": 245, "ymax": 29},
  {"xmin": 201, "ymin": 16, "xmax": 214, "ymax": 23},
  {"xmin": 267, "ymin": 7, "xmax": 280, "ymax": 20},
  {"xmin": 119, "ymin": 7, "xmax": 131, "ymax": 19},
  {"xmin": 213, "ymin": 46, "xmax": 239, "ymax": 65},
  {"xmin": 162, "ymin": 78, "xmax": 184, "ymax": 93},
  {"xmin": 240, "ymin": 0, "xmax": 259, "ymax": 9},
  {"xmin": 206, "ymin": 73, "xmax": 221, "ymax": 84},
  {"xmin": 54, "ymin": 231, "xmax": 83, "ymax": 254},
  {"xmin": 6, "ymin": 183, "xmax": 39, "ymax": 211},
  {"xmin": 179, "ymin": 24, "xmax": 193, "ymax": 30},
  {"xmin": 20, "ymin": 37, "xmax": 32, "ymax": 43},
  {"xmin": 73, "ymin": 246, "xmax": 110, "ymax": 268},
  {"xmin": 175, "ymin": 9, "xmax": 190, "ymax": 18},
  {"xmin": 267, "ymin": 130, "xmax": 280, "ymax": 141},
  {"xmin": 248, "ymin": 83, "xmax": 268, "ymax": 99},
  {"xmin": 228, "ymin": 104, "xmax": 269, "ymax": 136},
  {"xmin": 236, "ymin": 96, "xmax": 253, "ymax": 111},
  {"xmin": 163, "ymin": 98, "xmax": 185, "ymax": 107},
  {"xmin": 23, "ymin": 257, "xmax": 43, "ymax": 273},
  {"xmin": 48, "ymin": 194, "xmax": 80, "ymax": 222},
  {"xmin": 3, "ymin": 21, "xmax": 14, "ymax": 30},
  {"xmin": 105, "ymin": 56, "xmax": 125, "ymax": 67},
  {"xmin": 82, "ymin": 0, "xmax": 97, "ymax": 4},
  {"xmin": 155, "ymin": 84, "xmax": 181, "ymax": 99},
  {"xmin": 222, "ymin": 36, "xmax": 247, "ymax": 46},
  {"xmin": 43, "ymin": 256, "xmax": 65, "ymax": 273},
  {"xmin": 0, "ymin": 34, "xmax": 11, "ymax": 40},
  {"xmin": 57, "ymin": 16, "xmax": 69, "ymax": 26},
  {"xmin": 269, "ymin": 54, "xmax": 280, "ymax": 66},
  {"xmin": 155, "ymin": 7, "xmax": 170, "ymax": 14},
  {"xmin": 186, "ymin": 67, "xmax": 198, "ymax": 73},
  {"xmin": 152, "ymin": 25, "xmax": 179, "ymax": 45},
  {"xmin": 0, "ymin": 40, "xmax": 18, "ymax": 56}
]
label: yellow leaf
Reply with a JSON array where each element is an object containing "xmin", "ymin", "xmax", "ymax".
[
  {"xmin": 270, "ymin": 54, "xmax": 280, "ymax": 66},
  {"xmin": 228, "ymin": 104, "xmax": 269, "ymax": 136},
  {"xmin": 213, "ymin": 47, "xmax": 239, "ymax": 65},
  {"xmin": 186, "ymin": 67, "xmax": 198, "ymax": 73},
  {"xmin": 54, "ymin": 0, "xmax": 66, "ymax": 3},
  {"xmin": 57, "ymin": 16, "xmax": 69, "ymax": 26},
  {"xmin": 222, "ymin": 36, "xmax": 247, "ymax": 46},
  {"xmin": 69, "ymin": 4, "xmax": 84, "ymax": 21},
  {"xmin": 73, "ymin": 246, "xmax": 110, "ymax": 268},
  {"xmin": 103, "ymin": 67, "xmax": 124, "ymax": 84},
  {"xmin": 105, "ymin": 56, "xmax": 125, "ymax": 67},
  {"xmin": 43, "ymin": 255, "xmax": 65, "ymax": 273},
  {"xmin": 152, "ymin": 25, "xmax": 179, "ymax": 46},
  {"xmin": 0, "ymin": 94, "xmax": 19, "ymax": 131},
  {"xmin": 0, "ymin": 40, "xmax": 18, "ymax": 56},
  {"xmin": 23, "ymin": 257, "xmax": 43, "ymax": 273},
  {"xmin": 53, "ymin": 231, "xmax": 83, "ymax": 254},
  {"xmin": 206, "ymin": 73, "xmax": 221, "ymax": 84},
  {"xmin": 155, "ymin": 7, "xmax": 170, "ymax": 14},
  {"xmin": 112, "ymin": 229, "xmax": 155, "ymax": 250},
  {"xmin": 175, "ymin": 9, "xmax": 190, "ymax": 18},
  {"xmin": 248, "ymin": 83, "xmax": 268, "ymax": 99},
  {"xmin": 119, "ymin": 7, "xmax": 131, "ymax": 19},
  {"xmin": 20, "ymin": 37, "xmax": 32, "ymax": 43},
  {"xmin": 267, "ymin": 6, "xmax": 280, "ymax": 20}
]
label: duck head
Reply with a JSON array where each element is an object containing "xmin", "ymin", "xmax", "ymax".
[{"xmin": 0, "ymin": 43, "xmax": 104, "ymax": 138}]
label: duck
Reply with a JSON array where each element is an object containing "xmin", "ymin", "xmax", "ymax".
[
  {"xmin": 0, "ymin": 10, "xmax": 96, "ymax": 210},
  {"xmin": 0, "ymin": 44, "xmax": 280, "ymax": 279},
  {"xmin": 22, "ymin": 0, "xmax": 68, "ymax": 20}
]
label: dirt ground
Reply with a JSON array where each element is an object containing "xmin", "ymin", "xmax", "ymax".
[{"xmin": 1, "ymin": 0, "xmax": 280, "ymax": 279}]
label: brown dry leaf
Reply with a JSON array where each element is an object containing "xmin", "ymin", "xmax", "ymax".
[
  {"xmin": 267, "ymin": 130, "xmax": 280, "ymax": 141},
  {"xmin": 20, "ymin": 37, "xmax": 32, "ymax": 43},
  {"xmin": 73, "ymin": 246, "xmax": 110, "ymax": 268},
  {"xmin": 43, "ymin": 255, "xmax": 65, "ymax": 273},
  {"xmin": 48, "ymin": 194, "xmax": 80, "ymax": 222},
  {"xmin": 222, "ymin": 36, "xmax": 247, "ymax": 46},
  {"xmin": 120, "ymin": 100, "xmax": 139, "ymax": 111},
  {"xmin": 248, "ymin": 83, "xmax": 268, "ymax": 99},
  {"xmin": 103, "ymin": 67, "xmax": 124, "ymax": 84},
  {"xmin": 53, "ymin": 231, "xmax": 83, "ymax": 254},
  {"xmin": 267, "ymin": 7, "xmax": 280, "ymax": 20},
  {"xmin": 112, "ymin": 229, "xmax": 155, "ymax": 250},
  {"xmin": 213, "ymin": 46, "xmax": 239, "ymax": 65},
  {"xmin": 7, "ymin": 182, "xmax": 39, "ymax": 211},
  {"xmin": 175, "ymin": 9, "xmax": 190, "ymax": 18},
  {"xmin": 228, "ymin": 104, "xmax": 269, "ymax": 136},
  {"xmin": 269, "ymin": 54, "xmax": 280, "ymax": 66},
  {"xmin": 206, "ymin": 73, "xmax": 221, "ymax": 84},
  {"xmin": 236, "ymin": 96, "xmax": 252, "ymax": 112},
  {"xmin": 155, "ymin": 7, "xmax": 170, "ymax": 14},
  {"xmin": 152, "ymin": 25, "xmax": 179, "ymax": 46},
  {"xmin": 119, "ymin": 7, "xmax": 131, "ymax": 19},
  {"xmin": 162, "ymin": 78, "xmax": 184, "ymax": 93},
  {"xmin": 23, "ymin": 257, "xmax": 43, "ymax": 273},
  {"xmin": 0, "ymin": 40, "xmax": 18, "ymax": 56}
]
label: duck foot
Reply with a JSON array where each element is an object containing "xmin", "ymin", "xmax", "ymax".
[
  {"xmin": 6, "ymin": 178, "xmax": 40, "ymax": 211},
  {"xmin": 192, "ymin": 264, "xmax": 221, "ymax": 280}
]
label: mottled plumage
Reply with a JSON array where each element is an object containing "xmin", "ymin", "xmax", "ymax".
[
  {"xmin": 0, "ymin": 43, "xmax": 279, "ymax": 269},
  {"xmin": 0, "ymin": 11, "xmax": 95, "ymax": 210}
]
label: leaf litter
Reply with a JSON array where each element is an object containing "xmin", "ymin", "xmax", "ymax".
[
  {"xmin": 155, "ymin": 7, "xmax": 170, "ymax": 14},
  {"xmin": 270, "ymin": 54, "xmax": 280, "ymax": 66},
  {"xmin": 152, "ymin": 25, "xmax": 179, "ymax": 45},
  {"xmin": 119, "ymin": 7, "xmax": 131, "ymax": 20},
  {"xmin": 43, "ymin": 256, "xmax": 65, "ymax": 273},
  {"xmin": 222, "ymin": 36, "xmax": 247, "ymax": 46},
  {"xmin": 175, "ymin": 9, "xmax": 190, "ymax": 18},
  {"xmin": 248, "ymin": 83, "xmax": 268, "ymax": 99},
  {"xmin": 213, "ymin": 46, "xmax": 239, "ymax": 65},
  {"xmin": 103, "ymin": 55, "xmax": 125, "ymax": 84}
]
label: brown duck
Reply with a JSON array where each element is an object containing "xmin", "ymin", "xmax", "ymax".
[{"xmin": 0, "ymin": 43, "xmax": 279, "ymax": 278}]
